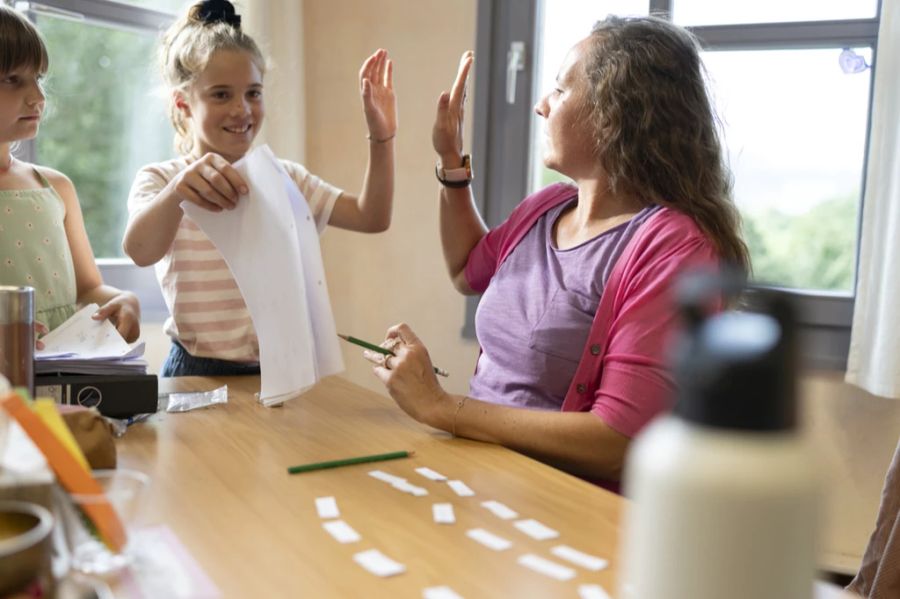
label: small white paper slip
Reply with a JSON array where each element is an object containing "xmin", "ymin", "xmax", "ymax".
[
  {"xmin": 466, "ymin": 528, "xmax": 512, "ymax": 551},
  {"xmin": 393, "ymin": 481, "xmax": 429, "ymax": 496},
  {"xmin": 369, "ymin": 470, "xmax": 407, "ymax": 485},
  {"xmin": 480, "ymin": 500, "xmax": 518, "ymax": 520},
  {"xmin": 353, "ymin": 549, "xmax": 406, "ymax": 578},
  {"xmin": 514, "ymin": 518, "xmax": 559, "ymax": 540},
  {"xmin": 322, "ymin": 520, "xmax": 361, "ymax": 544},
  {"xmin": 433, "ymin": 503, "xmax": 456, "ymax": 524},
  {"xmin": 416, "ymin": 467, "xmax": 448, "ymax": 481},
  {"xmin": 315, "ymin": 496, "xmax": 340, "ymax": 519},
  {"xmin": 578, "ymin": 584, "xmax": 613, "ymax": 599},
  {"xmin": 550, "ymin": 545, "xmax": 609, "ymax": 571},
  {"xmin": 423, "ymin": 586, "xmax": 464, "ymax": 599},
  {"xmin": 517, "ymin": 553, "xmax": 576, "ymax": 581},
  {"xmin": 447, "ymin": 480, "xmax": 475, "ymax": 497}
]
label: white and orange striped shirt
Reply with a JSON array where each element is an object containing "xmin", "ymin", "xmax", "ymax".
[{"xmin": 127, "ymin": 157, "xmax": 342, "ymax": 363}]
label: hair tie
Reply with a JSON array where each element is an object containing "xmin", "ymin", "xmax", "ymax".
[{"xmin": 197, "ymin": 0, "xmax": 241, "ymax": 28}]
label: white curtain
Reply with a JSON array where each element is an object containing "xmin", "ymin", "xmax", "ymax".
[{"xmin": 845, "ymin": 0, "xmax": 900, "ymax": 399}]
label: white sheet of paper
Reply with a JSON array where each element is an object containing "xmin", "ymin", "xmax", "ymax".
[
  {"xmin": 353, "ymin": 549, "xmax": 406, "ymax": 577},
  {"xmin": 36, "ymin": 304, "xmax": 134, "ymax": 359},
  {"xmin": 480, "ymin": 500, "xmax": 518, "ymax": 520},
  {"xmin": 415, "ymin": 467, "xmax": 447, "ymax": 481},
  {"xmin": 181, "ymin": 145, "xmax": 343, "ymax": 406},
  {"xmin": 393, "ymin": 481, "xmax": 428, "ymax": 496},
  {"xmin": 433, "ymin": 503, "xmax": 455, "ymax": 524},
  {"xmin": 514, "ymin": 519, "xmax": 559, "ymax": 540},
  {"xmin": 315, "ymin": 496, "xmax": 340, "ymax": 519},
  {"xmin": 517, "ymin": 554, "xmax": 575, "ymax": 581},
  {"xmin": 551, "ymin": 545, "xmax": 608, "ymax": 571},
  {"xmin": 578, "ymin": 584, "xmax": 613, "ymax": 599},
  {"xmin": 466, "ymin": 528, "xmax": 512, "ymax": 551},
  {"xmin": 322, "ymin": 520, "xmax": 360, "ymax": 544},
  {"xmin": 447, "ymin": 480, "xmax": 475, "ymax": 497},
  {"xmin": 369, "ymin": 470, "xmax": 406, "ymax": 485},
  {"xmin": 423, "ymin": 586, "xmax": 464, "ymax": 599}
]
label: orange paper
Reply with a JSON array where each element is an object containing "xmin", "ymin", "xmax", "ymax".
[{"xmin": 1, "ymin": 392, "xmax": 127, "ymax": 551}]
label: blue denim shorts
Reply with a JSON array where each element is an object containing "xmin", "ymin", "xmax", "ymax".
[{"xmin": 160, "ymin": 341, "xmax": 261, "ymax": 377}]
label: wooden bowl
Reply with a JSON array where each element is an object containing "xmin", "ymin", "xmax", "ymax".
[{"xmin": 0, "ymin": 500, "xmax": 54, "ymax": 595}]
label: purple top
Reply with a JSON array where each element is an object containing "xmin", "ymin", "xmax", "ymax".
[{"xmin": 469, "ymin": 198, "xmax": 659, "ymax": 410}]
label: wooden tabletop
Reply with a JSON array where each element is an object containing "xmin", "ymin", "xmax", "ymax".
[{"xmin": 116, "ymin": 376, "xmax": 623, "ymax": 597}]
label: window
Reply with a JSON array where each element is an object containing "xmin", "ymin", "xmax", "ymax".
[
  {"xmin": 12, "ymin": 0, "xmax": 175, "ymax": 318},
  {"xmin": 471, "ymin": 0, "xmax": 881, "ymax": 368}
]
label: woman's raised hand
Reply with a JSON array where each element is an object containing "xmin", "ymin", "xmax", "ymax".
[
  {"xmin": 359, "ymin": 49, "xmax": 397, "ymax": 143},
  {"xmin": 433, "ymin": 51, "xmax": 474, "ymax": 165},
  {"xmin": 170, "ymin": 153, "xmax": 249, "ymax": 212}
]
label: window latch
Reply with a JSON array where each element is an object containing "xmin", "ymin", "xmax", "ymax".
[{"xmin": 506, "ymin": 41, "xmax": 526, "ymax": 105}]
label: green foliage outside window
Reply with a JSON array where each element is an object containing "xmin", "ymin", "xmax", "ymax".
[
  {"xmin": 36, "ymin": 17, "xmax": 173, "ymax": 258},
  {"xmin": 539, "ymin": 166, "xmax": 857, "ymax": 292}
]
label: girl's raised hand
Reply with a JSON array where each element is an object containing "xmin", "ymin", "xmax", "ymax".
[
  {"xmin": 171, "ymin": 153, "xmax": 249, "ymax": 212},
  {"xmin": 359, "ymin": 49, "xmax": 397, "ymax": 143},
  {"xmin": 433, "ymin": 51, "xmax": 474, "ymax": 164}
]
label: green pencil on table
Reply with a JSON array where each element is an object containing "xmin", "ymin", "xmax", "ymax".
[
  {"xmin": 287, "ymin": 450, "xmax": 413, "ymax": 474},
  {"xmin": 338, "ymin": 334, "xmax": 450, "ymax": 377}
]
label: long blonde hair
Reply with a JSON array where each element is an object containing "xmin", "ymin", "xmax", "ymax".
[
  {"xmin": 159, "ymin": 0, "xmax": 265, "ymax": 155},
  {"xmin": 584, "ymin": 15, "xmax": 750, "ymax": 274}
]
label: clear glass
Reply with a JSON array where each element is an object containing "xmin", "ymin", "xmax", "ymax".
[
  {"xmin": 673, "ymin": 0, "xmax": 879, "ymax": 26},
  {"xmin": 60, "ymin": 468, "xmax": 150, "ymax": 575},
  {"xmin": 531, "ymin": 0, "xmax": 649, "ymax": 191},
  {"xmin": 704, "ymin": 48, "xmax": 871, "ymax": 292},
  {"xmin": 35, "ymin": 16, "xmax": 175, "ymax": 258}
]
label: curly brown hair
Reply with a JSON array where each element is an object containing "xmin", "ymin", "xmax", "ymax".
[{"xmin": 585, "ymin": 15, "xmax": 750, "ymax": 273}]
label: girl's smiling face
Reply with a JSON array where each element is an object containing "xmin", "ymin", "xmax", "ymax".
[
  {"xmin": 177, "ymin": 49, "xmax": 264, "ymax": 162},
  {"xmin": 0, "ymin": 66, "xmax": 45, "ymax": 144}
]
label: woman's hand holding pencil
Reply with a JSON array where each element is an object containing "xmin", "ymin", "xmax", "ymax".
[
  {"xmin": 338, "ymin": 333, "xmax": 449, "ymax": 377},
  {"xmin": 344, "ymin": 324, "xmax": 455, "ymax": 427}
]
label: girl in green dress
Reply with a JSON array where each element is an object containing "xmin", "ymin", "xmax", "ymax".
[{"xmin": 0, "ymin": 5, "xmax": 140, "ymax": 341}]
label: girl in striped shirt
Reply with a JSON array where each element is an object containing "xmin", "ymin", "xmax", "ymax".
[{"xmin": 123, "ymin": 0, "xmax": 395, "ymax": 376}]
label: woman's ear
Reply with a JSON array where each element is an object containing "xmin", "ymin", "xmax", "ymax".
[{"xmin": 173, "ymin": 90, "xmax": 192, "ymax": 118}]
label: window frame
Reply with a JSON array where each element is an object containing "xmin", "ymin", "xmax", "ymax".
[
  {"xmin": 10, "ymin": 0, "xmax": 174, "ymax": 321},
  {"xmin": 468, "ymin": 0, "xmax": 882, "ymax": 370}
]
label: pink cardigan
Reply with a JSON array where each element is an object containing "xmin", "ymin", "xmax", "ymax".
[{"xmin": 464, "ymin": 183, "xmax": 720, "ymax": 438}]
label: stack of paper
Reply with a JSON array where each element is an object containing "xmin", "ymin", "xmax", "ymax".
[
  {"xmin": 182, "ymin": 145, "xmax": 344, "ymax": 406},
  {"xmin": 35, "ymin": 304, "xmax": 148, "ymax": 375}
]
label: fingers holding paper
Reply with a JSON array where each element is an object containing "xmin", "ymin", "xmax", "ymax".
[
  {"xmin": 368, "ymin": 323, "xmax": 450, "ymax": 425},
  {"xmin": 92, "ymin": 292, "xmax": 141, "ymax": 343},
  {"xmin": 172, "ymin": 153, "xmax": 249, "ymax": 212}
]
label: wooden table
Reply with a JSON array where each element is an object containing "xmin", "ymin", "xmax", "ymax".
[{"xmin": 117, "ymin": 376, "xmax": 623, "ymax": 597}]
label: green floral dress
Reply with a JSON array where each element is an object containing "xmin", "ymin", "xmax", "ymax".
[{"xmin": 0, "ymin": 170, "xmax": 77, "ymax": 330}]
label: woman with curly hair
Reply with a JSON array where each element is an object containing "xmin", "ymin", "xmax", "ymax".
[{"xmin": 367, "ymin": 15, "xmax": 749, "ymax": 490}]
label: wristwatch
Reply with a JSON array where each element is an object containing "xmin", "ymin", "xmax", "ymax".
[{"xmin": 435, "ymin": 154, "xmax": 473, "ymax": 188}]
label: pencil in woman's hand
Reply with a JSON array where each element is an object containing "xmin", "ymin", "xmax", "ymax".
[{"xmin": 338, "ymin": 334, "xmax": 449, "ymax": 377}]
